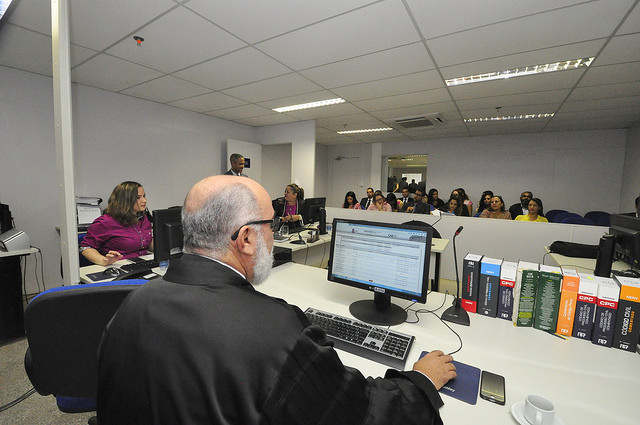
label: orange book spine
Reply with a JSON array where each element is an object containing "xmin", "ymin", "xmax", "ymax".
[{"xmin": 556, "ymin": 270, "xmax": 580, "ymax": 336}]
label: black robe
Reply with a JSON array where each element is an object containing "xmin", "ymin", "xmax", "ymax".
[{"xmin": 97, "ymin": 254, "xmax": 444, "ymax": 425}]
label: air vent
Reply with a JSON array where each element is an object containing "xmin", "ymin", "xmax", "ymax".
[{"xmin": 393, "ymin": 113, "xmax": 445, "ymax": 129}]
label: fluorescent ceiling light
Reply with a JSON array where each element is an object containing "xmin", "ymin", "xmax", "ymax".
[
  {"xmin": 0, "ymin": 0, "xmax": 14, "ymax": 20},
  {"xmin": 273, "ymin": 98, "xmax": 345, "ymax": 113},
  {"xmin": 464, "ymin": 113, "xmax": 554, "ymax": 123},
  {"xmin": 337, "ymin": 127, "xmax": 393, "ymax": 134},
  {"xmin": 446, "ymin": 57, "xmax": 594, "ymax": 86}
]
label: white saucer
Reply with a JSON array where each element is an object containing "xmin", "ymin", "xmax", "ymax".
[{"xmin": 511, "ymin": 402, "xmax": 565, "ymax": 425}]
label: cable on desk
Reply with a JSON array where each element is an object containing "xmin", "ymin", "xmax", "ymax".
[{"xmin": 0, "ymin": 387, "xmax": 36, "ymax": 413}]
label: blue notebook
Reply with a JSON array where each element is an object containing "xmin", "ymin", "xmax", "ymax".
[{"xmin": 420, "ymin": 351, "xmax": 480, "ymax": 405}]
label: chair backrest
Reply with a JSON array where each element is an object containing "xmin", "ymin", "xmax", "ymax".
[
  {"xmin": 24, "ymin": 280, "xmax": 146, "ymax": 403},
  {"xmin": 552, "ymin": 211, "xmax": 581, "ymax": 223},
  {"xmin": 78, "ymin": 233, "xmax": 93, "ymax": 268},
  {"xmin": 545, "ymin": 209, "xmax": 568, "ymax": 222},
  {"xmin": 402, "ymin": 220, "xmax": 441, "ymax": 239},
  {"xmin": 584, "ymin": 211, "xmax": 610, "ymax": 226},
  {"xmin": 560, "ymin": 216, "xmax": 595, "ymax": 225}
]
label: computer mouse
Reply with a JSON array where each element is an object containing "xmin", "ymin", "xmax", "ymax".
[{"xmin": 103, "ymin": 267, "xmax": 122, "ymax": 276}]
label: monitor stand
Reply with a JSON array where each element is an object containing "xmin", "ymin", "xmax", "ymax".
[{"xmin": 349, "ymin": 292, "xmax": 407, "ymax": 326}]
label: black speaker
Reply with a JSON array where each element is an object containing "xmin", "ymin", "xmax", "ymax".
[
  {"xmin": 594, "ymin": 234, "xmax": 615, "ymax": 277},
  {"xmin": 318, "ymin": 208, "xmax": 327, "ymax": 235}
]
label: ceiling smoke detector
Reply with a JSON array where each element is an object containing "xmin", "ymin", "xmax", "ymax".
[{"xmin": 391, "ymin": 113, "xmax": 445, "ymax": 129}]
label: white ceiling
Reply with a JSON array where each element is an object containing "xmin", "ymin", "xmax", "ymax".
[{"xmin": 1, "ymin": 0, "xmax": 639, "ymax": 145}]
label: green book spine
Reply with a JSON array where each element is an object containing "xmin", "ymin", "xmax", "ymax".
[
  {"xmin": 516, "ymin": 270, "xmax": 539, "ymax": 327},
  {"xmin": 533, "ymin": 271, "xmax": 562, "ymax": 331}
]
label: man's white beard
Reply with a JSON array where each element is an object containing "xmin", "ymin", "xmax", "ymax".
[{"xmin": 251, "ymin": 231, "xmax": 274, "ymax": 285}]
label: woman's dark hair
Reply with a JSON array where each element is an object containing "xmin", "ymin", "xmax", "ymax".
[
  {"xmin": 447, "ymin": 196, "xmax": 464, "ymax": 216},
  {"xmin": 451, "ymin": 187, "xmax": 469, "ymax": 201},
  {"xmin": 490, "ymin": 195, "xmax": 506, "ymax": 212},
  {"xmin": 287, "ymin": 183, "xmax": 304, "ymax": 201},
  {"xmin": 530, "ymin": 197, "xmax": 544, "ymax": 216},
  {"xmin": 476, "ymin": 190, "xmax": 494, "ymax": 213},
  {"xmin": 343, "ymin": 191, "xmax": 357, "ymax": 208},
  {"xmin": 427, "ymin": 188, "xmax": 439, "ymax": 205},
  {"xmin": 386, "ymin": 193, "xmax": 398, "ymax": 211},
  {"xmin": 104, "ymin": 181, "xmax": 143, "ymax": 225}
]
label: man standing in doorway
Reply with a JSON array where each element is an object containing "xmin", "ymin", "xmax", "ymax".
[{"xmin": 225, "ymin": 153, "xmax": 248, "ymax": 177}]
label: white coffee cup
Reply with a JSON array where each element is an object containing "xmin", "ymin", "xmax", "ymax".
[{"xmin": 524, "ymin": 394, "xmax": 555, "ymax": 425}]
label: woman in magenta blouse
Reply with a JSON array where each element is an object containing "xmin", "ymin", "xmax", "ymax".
[
  {"xmin": 80, "ymin": 181, "xmax": 153, "ymax": 266},
  {"xmin": 275, "ymin": 183, "xmax": 306, "ymax": 229}
]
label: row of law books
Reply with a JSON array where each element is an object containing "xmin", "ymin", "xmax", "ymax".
[{"xmin": 460, "ymin": 254, "xmax": 640, "ymax": 353}]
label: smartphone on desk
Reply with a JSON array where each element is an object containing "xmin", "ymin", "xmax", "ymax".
[{"xmin": 479, "ymin": 370, "xmax": 505, "ymax": 405}]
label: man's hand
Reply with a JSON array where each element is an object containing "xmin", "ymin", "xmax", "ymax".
[{"xmin": 412, "ymin": 350, "xmax": 457, "ymax": 390}]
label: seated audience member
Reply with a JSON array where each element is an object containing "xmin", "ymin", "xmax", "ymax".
[
  {"xmin": 386, "ymin": 192, "xmax": 400, "ymax": 212},
  {"xmin": 443, "ymin": 196, "xmax": 465, "ymax": 216},
  {"xmin": 80, "ymin": 181, "xmax": 152, "ymax": 266},
  {"xmin": 407, "ymin": 187, "xmax": 432, "ymax": 214},
  {"xmin": 360, "ymin": 187, "xmax": 375, "ymax": 210},
  {"xmin": 479, "ymin": 196, "xmax": 512, "ymax": 220},
  {"xmin": 450, "ymin": 188, "xmax": 472, "ymax": 216},
  {"xmin": 367, "ymin": 192, "xmax": 392, "ymax": 212},
  {"xmin": 475, "ymin": 190, "xmax": 494, "ymax": 216},
  {"xmin": 427, "ymin": 188, "xmax": 446, "ymax": 210},
  {"xmin": 398, "ymin": 187, "xmax": 415, "ymax": 212},
  {"xmin": 97, "ymin": 175, "xmax": 456, "ymax": 424},
  {"xmin": 508, "ymin": 191, "xmax": 533, "ymax": 220},
  {"xmin": 274, "ymin": 184, "xmax": 305, "ymax": 229},
  {"xmin": 342, "ymin": 191, "xmax": 361, "ymax": 209},
  {"xmin": 515, "ymin": 198, "xmax": 548, "ymax": 222}
]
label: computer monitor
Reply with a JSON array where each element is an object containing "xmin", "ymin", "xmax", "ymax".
[
  {"xmin": 609, "ymin": 214, "xmax": 640, "ymax": 271},
  {"xmin": 327, "ymin": 218, "xmax": 432, "ymax": 326},
  {"xmin": 153, "ymin": 207, "xmax": 183, "ymax": 263},
  {"xmin": 303, "ymin": 197, "xmax": 326, "ymax": 224}
]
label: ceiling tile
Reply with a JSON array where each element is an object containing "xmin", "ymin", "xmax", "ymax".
[
  {"xmin": 353, "ymin": 88, "xmax": 451, "ymax": 111},
  {"xmin": 332, "ymin": 70, "xmax": 445, "ymax": 102},
  {"xmin": 257, "ymin": 90, "xmax": 338, "ymax": 110},
  {"xmin": 300, "ymin": 43, "xmax": 434, "ymax": 89},
  {"xmin": 369, "ymin": 101, "xmax": 459, "ymax": 122},
  {"xmin": 234, "ymin": 114, "xmax": 300, "ymax": 127},
  {"xmin": 559, "ymin": 96, "xmax": 640, "ymax": 112},
  {"xmin": 207, "ymin": 104, "xmax": 275, "ymax": 121},
  {"xmin": 283, "ymin": 103, "xmax": 363, "ymax": 120},
  {"xmin": 617, "ymin": 3, "xmax": 640, "ymax": 35},
  {"xmin": 186, "ymin": 0, "xmax": 378, "ymax": 44},
  {"xmin": 0, "ymin": 25, "xmax": 52, "ymax": 76},
  {"xmin": 405, "ymin": 0, "xmax": 588, "ymax": 39},
  {"xmin": 256, "ymin": 0, "xmax": 420, "ymax": 70},
  {"xmin": 173, "ymin": 47, "xmax": 291, "ymax": 90},
  {"xmin": 568, "ymin": 81, "xmax": 640, "ymax": 101},
  {"xmin": 221, "ymin": 73, "xmax": 323, "ymax": 103},
  {"xmin": 579, "ymin": 62, "xmax": 640, "ymax": 87},
  {"xmin": 121, "ymin": 75, "xmax": 210, "ymax": 103},
  {"xmin": 106, "ymin": 6, "xmax": 246, "ymax": 73},
  {"xmin": 168, "ymin": 91, "xmax": 247, "ymax": 113},
  {"xmin": 72, "ymin": 54, "xmax": 164, "ymax": 92},
  {"xmin": 427, "ymin": 1, "xmax": 634, "ymax": 68},
  {"xmin": 595, "ymin": 33, "xmax": 640, "ymax": 66},
  {"xmin": 461, "ymin": 103, "xmax": 560, "ymax": 120},
  {"xmin": 455, "ymin": 90, "xmax": 569, "ymax": 111}
]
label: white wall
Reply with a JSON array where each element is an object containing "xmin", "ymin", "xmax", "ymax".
[
  {"xmin": 620, "ymin": 124, "xmax": 640, "ymax": 212},
  {"xmin": 327, "ymin": 130, "xmax": 627, "ymax": 216},
  {"xmin": 262, "ymin": 144, "xmax": 292, "ymax": 200},
  {"xmin": 1, "ymin": 66, "xmax": 255, "ymax": 292}
]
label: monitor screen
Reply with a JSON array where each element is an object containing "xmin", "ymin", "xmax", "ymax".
[
  {"xmin": 327, "ymin": 218, "xmax": 432, "ymax": 326},
  {"xmin": 609, "ymin": 214, "xmax": 640, "ymax": 270},
  {"xmin": 303, "ymin": 197, "xmax": 326, "ymax": 224},
  {"xmin": 153, "ymin": 207, "xmax": 183, "ymax": 263}
]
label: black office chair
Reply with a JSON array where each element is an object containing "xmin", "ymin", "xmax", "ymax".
[
  {"xmin": 23, "ymin": 280, "xmax": 147, "ymax": 423},
  {"xmin": 402, "ymin": 220, "xmax": 441, "ymax": 238}
]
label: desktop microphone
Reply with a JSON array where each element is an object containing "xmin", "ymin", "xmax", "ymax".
[{"xmin": 441, "ymin": 226, "xmax": 470, "ymax": 326}]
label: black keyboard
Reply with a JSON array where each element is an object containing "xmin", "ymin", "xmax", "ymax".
[
  {"xmin": 120, "ymin": 259, "xmax": 160, "ymax": 272},
  {"xmin": 304, "ymin": 308, "xmax": 414, "ymax": 369}
]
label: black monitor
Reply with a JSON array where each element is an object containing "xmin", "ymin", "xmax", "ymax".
[
  {"xmin": 327, "ymin": 218, "xmax": 432, "ymax": 326},
  {"xmin": 0, "ymin": 203, "xmax": 13, "ymax": 233},
  {"xmin": 303, "ymin": 197, "xmax": 326, "ymax": 224},
  {"xmin": 609, "ymin": 214, "xmax": 640, "ymax": 271},
  {"xmin": 153, "ymin": 208, "xmax": 183, "ymax": 263}
]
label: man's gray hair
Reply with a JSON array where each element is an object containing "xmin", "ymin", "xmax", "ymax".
[
  {"xmin": 230, "ymin": 153, "xmax": 243, "ymax": 163},
  {"xmin": 182, "ymin": 183, "xmax": 261, "ymax": 258}
]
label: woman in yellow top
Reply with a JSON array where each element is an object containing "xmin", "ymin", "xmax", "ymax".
[{"xmin": 515, "ymin": 198, "xmax": 548, "ymax": 222}]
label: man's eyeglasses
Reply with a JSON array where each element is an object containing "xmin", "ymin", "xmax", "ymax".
[{"xmin": 231, "ymin": 217, "xmax": 280, "ymax": 240}]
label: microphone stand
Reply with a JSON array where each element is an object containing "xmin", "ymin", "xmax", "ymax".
[{"xmin": 441, "ymin": 226, "xmax": 470, "ymax": 326}]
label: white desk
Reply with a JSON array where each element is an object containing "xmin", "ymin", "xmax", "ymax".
[{"xmin": 260, "ymin": 263, "xmax": 639, "ymax": 425}]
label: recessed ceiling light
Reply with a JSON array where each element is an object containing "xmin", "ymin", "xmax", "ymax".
[
  {"xmin": 273, "ymin": 98, "xmax": 345, "ymax": 113},
  {"xmin": 446, "ymin": 57, "xmax": 594, "ymax": 86},
  {"xmin": 337, "ymin": 127, "xmax": 393, "ymax": 134},
  {"xmin": 464, "ymin": 113, "xmax": 554, "ymax": 123}
]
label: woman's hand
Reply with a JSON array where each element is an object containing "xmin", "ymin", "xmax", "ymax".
[{"xmin": 104, "ymin": 250, "xmax": 123, "ymax": 265}]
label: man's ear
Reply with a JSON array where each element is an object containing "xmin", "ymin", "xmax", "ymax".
[{"xmin": 232, "ymin": 225, "xmax": 257, "ymax": 256}]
